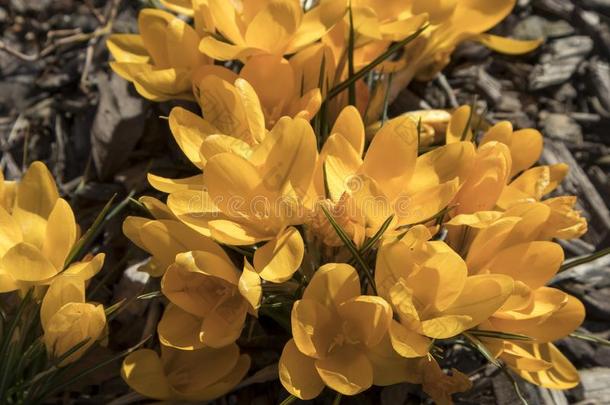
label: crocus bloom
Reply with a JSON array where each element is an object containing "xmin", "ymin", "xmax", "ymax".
[
  {"xmin": 320, "ymin": 106, "xmax": 474, "ymax": 245},
  {"xmin": 198, "ymin": 0, "xmax": 347, "ymax": 61},
  {"xmin": 0, "ymin": 162, "xmax": 104, "ymax": 293},
  {"xmin": 122, "ymin": 344, "xmax": 250, "ymax": 401},
  {"xmin": 279, "ymin": 263, "xmax": 402, "ymax": 398},
  {"xmin": 41, "ymin": 275, "xmax": 106, "ymax": 365},
  {"xmin": 495, "ymin": 341, "xmax": 580, "ymax": 390},
  {"xmin": 446, "ymin": 106, "xmax": 587, "ymax": 239},
  {"xmin": 166, "ymin": 115, "xmax": 317, "ymax": 283},
  {"xmin": 375, "ymin": 226, "xmax": 514, "ymax": 358},
  {"xmin": 123, "ymin": 197, "xmax": 231, "ymax": 277},
  {"xmin": 157, "ymin": 251, "xmax": 260, "ymax": 349},
  {"xmin": 189, "ymin": 57, "xmax": 321, "ymax": 129},
  {"xmin": 107, "ymin": 8, "xmax": 210, "ymax": 101},
  {"xmin": 387, "ymin": 0, "xmax": 542, "ymax": 90}
]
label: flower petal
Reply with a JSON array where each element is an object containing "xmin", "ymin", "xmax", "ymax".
[
  {"xmin": 315, "ymin": 345, "xmax": 374, "ymax": 395},
  {"xmin": 121, "ymin": 349, "xmax": 173, "ymax": 400},
  {"xmin": 279, "ymin": 339, "xmax": 325, "ymax": 400},
  {"xmin": 253, "ymin": 227, "xmax": 304, "ymax": 283}
]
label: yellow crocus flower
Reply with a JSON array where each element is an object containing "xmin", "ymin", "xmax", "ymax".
[
  {"xmin": 375, "ymin": 226, "xmax": 513, "ymax": 358},
  {"xmin": 107, "ymin": 8, "xmax": 210, "ymax": 101},
  {"xmin": 447, "ymin": 211, "xmax": 585, "ymax": 389},
  {"xmin": 166, "ymin": 115, "xmax": 317, "ymax": 283},
  {"xmin": 123, "ymin": 197, "xmax": 232, "ymax": 277},
  {"xmin": 157, "ymin": 251, "xmax": 260, "ymax": 349},
  {"xmin": 41, "ymin": 275, "xmax": 106, "ymax": 365},
  {"xmin": 279, "ymin": 263, "xmax": 405, "ymax": 399},
  {"xmin": 389, "ymin": 0, "xmax": 542, "ymax": 86},
  {"xmin": 0, "ymin": 162, "xmax": 104, "ymax": 293},
  {"xmin": 199, "ymin": 0, "xmax": 347, "ymax": 61},
  {"xmin": 122, "ymin": 343, "xmax": 250, "ymax": 401},
  {"xmin": 445, "ymin": 106, "xmax": 587, "ymax": 240},
  {"xmin": 319, "ymin": 106, "xmax": 474, "ymax": 246}
]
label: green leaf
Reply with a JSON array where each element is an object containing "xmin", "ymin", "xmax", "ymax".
[
  {"xmin": 320, "ymin": 205, "xmax": 378, "ymax": 295},
  {"xmin": 463, "ymin": 332, "xmax": 500, "ymax": 368},
  {"xmin": 560, "ymin": 247, "xmax": 610, "ymax": 272},
  {"xmin": 279, "ymin": 394, "xmax": 298, "ymax": 405},
  {"xmin": 326, "ymin": 23, "xmax": 429, "ymax": 101},
  {"xmin": 347, "ymin": 4, "xmax": 356, "ymax": 106},
  {"xmin": 359, "ymin": 214, "xmax": 394, "ymax": 256},
  {"xmin": 468, "ymin": 330, "xmax": 532, "ymax": 341},
  {"xmin": 570, "ymin": 331, "xmax": 610, "ymax": 347}
]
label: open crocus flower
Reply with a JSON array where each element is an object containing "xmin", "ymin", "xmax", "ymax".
[
  {"xmin": 41, "ymin": 275, "xmax": 106, "ymax": 365},
  {"xmin": 198, "ymin": 0, "xmax": 347, "ymax": 61},
  {"xmin": 107, "ymin": 8, "xmax": 210, "ymax": 101},
  {"xmin": 190, "ymin": 56, "xmax": 321, "ymax": 129},
  {"xmin": 375, "ymin": 225, "xmax": 514, "ymax": 358},
  {"xmin": 493, "ymin": 341, "xmax": 580, "ymax": 390},
  {"xmin": 446, "ymin": 210, "xmax": 585, "ymax": 389},
  {"xmin": 323, "ymin": 0, "xmax": 428, "ymax": 70},
  {"xmin": 166, "ymin": 116, "xmax": 316, "ymax": 283},
  {"xmin": 384, "ymin": 0, "xmax": 541, "ymax": 97},
  {"xmin": 123, "ymin": 197, "xmax": 232, "ymax": 277},
  {"xmin": 0, "ymin": 162, "xmax": 104, "ymax": 293},
  {"xmin": 157, "ymin": 251, "xmax": 260, "ymax": 349},
  {"xmin": 122, "ymin": 343, "xmax": 250, "ymax": 401},
  {"xmin": 320, "ymin": 106, "xmax": 474, "ymax": 246},
  {"xmin": 279, "ymin": 263, "xmax": 402, "ymax": 399},
  {"xmin": 444, "ymin": 106, "xmax": 587, "ymax": 239}
]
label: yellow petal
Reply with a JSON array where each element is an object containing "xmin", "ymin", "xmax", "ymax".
[
  {"xmin": 234, "ymin": 78, "xmax": 266, "ymax": 142},
  {"xmin": 315, "ymin": 345, "xmax": 373, "ymax": 395},
  {"xmin": 13, "ymin": 161, "xmax": 59, "ymax": 247},
  {"xmin": 42, "ymin": 199, "xmax": 77, "ymax": 270},
  {"xmin": 244, "ymin": 0, "xmax": 301, "ymax": 54},
  {"xmin": 361, "ymin": 116, "xmax": 418, "ymax": 200},
  {"xmin": 291, "ymin": 298, "xmax": 335, "ymax": 358},
  {"xmin": 179, "ymin": 353, "xmax": 250, "ymax": 401},
  {"xmin": 367, "ymin": 333, "xmax": 424, "ymax": 385},
  {"xmin": 106, "ymin": 34, "xmax": 150, "ymax": 63},
  {"xmin": 427, "ymin": 274, "xmax": 514, "ymax": 336},
  {"xmin": 201, "ymin": 296, "xmax": 248, "ymax": 347},
  {"xmin": 492, "ymin": 292, "xmax": 584, "ymax": 342},
  {"xmin": 157, "ymin": 303, "xmax": 206, "ymax": 350},
  {"xmin": 503, "ymin": 342, "xmax": 579, "ymax": 390},
  {"xmin": 474, "ymin": 33, "xmax": 542, "ymax": 55},
  {"xmin": 40, "ymin": 275, "xmax": 85, "ymax": 330},
  {"xmin": 62, "ymin": 253, "xmax": 105, "ymax": 281},
  {"xmin": 1, "ymin": 242, "xmax": 57, "ymax": 282},
  {"xmin": 279, "ymin": 339, "xmax": 325, "ymax": 400},
  {"xmin": 253, "ymin": 227, "xmax": 304, "ymax": 283},
  {"xmin": 43, "ymin": 302, "xmax": 106, "ymax": 365},
  {"xmin": 389, "ymin": 319, "xmax": 431, "ymax": 358},
  {"xmin": 412, "ymin": 0, "xmax": 457, "ymax": 24},
  {"xmin": 165, "ymin": 17, "xmax": 205, "ymax": 69},
  {"xmin": 207, "ymin": 0, "xmax": 244, "ymax": 45},
  {"xmin": 138, "ymin": 9, "xmax": 174, "ymax": 67},
  {"xmin": 481, "ymin": 126, "xmax": 543, "ymax": 177},
  {"xmin": 453, "ymin": 141, "xmax": 511, "ymax": 215},
  {"xmin": 249, "ymin": 117, "xmax": 317, "ymax": 199},
  {"xmin": 324, "ymin": 134, "xmax": 363, "ymax": 202},
  {"xmin": 198, "ymin": 36, "xmax": 260, "ymax": 61},
  {"xmin": 337, "ymin": 295, "xmax": 392, "ymax": 347},
  {"xmin": 286, "ymin": 0, "xmax": 345, "ymax": 53},
  {"xmin": 121, "ymin": 349, "xmax": 173, "ymax": 400},
  {"xmin": 331, "ymin": 106, "xmax": 365, "ymax": 156},
  {"xmin": 238, "ymin": 259, "xmax": 262, "ymax": 313},
  {"xmin": 485, "ymin": 241, "xmax": 563, "ymax": 289},
  {"xmin": 406, "ymin": 141, "xmax": 475, "ymax": 194},
  {"xmin": 169, "ymin": 107, "xmax": 218, "ymax": 169},
  {"xmin": 240, "ymin": 55, "xmax": 295, "ymax": 125},
  {"xmin": 0, "ymin": 205, "xmax": 22, "ymax": 256},
  {"xmin": 446, "ymin": 105, "xmax": 472, "ymax": 143},
  {"xmin": 200, "ymin": 134, "xmax": 253, "ymax": 162},
  {"xmin": 303, "ymin": 263, "xmax": 360, "ymax": 309},
  {"xmin": 147, "ymin": 173, "xmax": 204, "ymax": 193}
]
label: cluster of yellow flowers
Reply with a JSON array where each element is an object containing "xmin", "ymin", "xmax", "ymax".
[
  {"xmin": 0, "ymin": 0, "xmax": 592, "ymax": 403},
  {"xmin": 0, "ymin": 162, "xmax": 106, "ymax": 365},
  {"xmin": 106, "ymin": 0, "xmax": 586, "ymax": 403}
]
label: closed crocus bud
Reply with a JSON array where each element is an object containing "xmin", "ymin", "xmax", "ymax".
[{"xmin": 41, "ymin": 276, "xmax": 106, "ymax": 365}]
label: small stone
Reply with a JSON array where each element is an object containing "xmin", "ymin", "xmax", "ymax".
[{"xmin": 513, "ymin": 15, "xmax": 575, "ymax": 40}]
